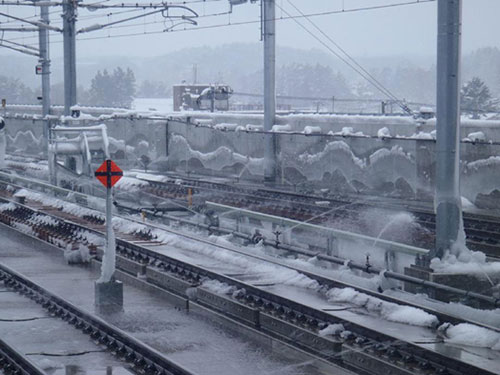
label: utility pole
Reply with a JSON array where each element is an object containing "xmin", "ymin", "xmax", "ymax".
[
  {"xmin": 434, "ymin": 0, "xmax": 462, "ymax": 259},
  {"xmin": 38, "ymin": 2, "xmax": 51, "ymax": 152},
  {"xmin": 263, "ymin": 0, "xmax": 276, "ymax": 184},
  {"xmin": 62, "ymin": 0, "xmax": 77, "ymax": 116}
]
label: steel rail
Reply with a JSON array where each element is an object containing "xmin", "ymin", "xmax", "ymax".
[
  {"xmin": 0, "ymin": 173, "xmax": 499, "ymax": 310},
  {"xmin": 0, "ymin": 263, "xmax": 196, "ymax": 375},
  {"xmin": 0, "ymin": 196, "xmax": 499, "ymax": 374},
  {"xmin": 0, "ymin": 338, "xmax": 47, "ymax": 375}
]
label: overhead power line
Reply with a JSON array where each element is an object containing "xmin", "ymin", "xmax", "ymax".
[
  {"xmin": 276, "ymin": 0, "xmax": 414, "ymax": 114},
  {"xmin": 2, "ymin": 0, "xmax": 436, "ymax": 45}
]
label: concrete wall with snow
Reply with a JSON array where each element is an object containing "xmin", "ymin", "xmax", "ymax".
[{"xmin": 4, "ymin": 106, "xmax": 500, "ymax": 208}]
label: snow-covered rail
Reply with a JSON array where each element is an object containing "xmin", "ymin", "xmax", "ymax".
[{"xmin": 0, "ymin": 191, "xmax": 499, "ymax": 374}]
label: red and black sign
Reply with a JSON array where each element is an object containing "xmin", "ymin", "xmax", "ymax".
[{"xmin": 95, "ymin": 159, "xmax": 123, "ymax": 188}]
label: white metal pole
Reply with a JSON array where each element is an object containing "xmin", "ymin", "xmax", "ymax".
[
  {"xmin": 434, "ymin": 0, "xmax": 462, "ymax": 259},
  {"xmin": 63, "ymin": 0, "xmax": 77, "ymax": 116},
  {"xmin": 263, "ymin": 0, "xmax": 276, "ymax": 183}
]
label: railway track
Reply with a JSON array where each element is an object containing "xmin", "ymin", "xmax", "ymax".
[
  {"xmin": 5, "ymin": 155, "xmax": 500, "ymax": 259},
  {"xmin": 0, "ymin": 262, "xmax": 195, "ymax": 375},
  {"xmin": 0, "ymin": 185, "xmax": 499, "ymax": 374},
  {"xmin": 0, "ymin": 338, "xmax": 46, "ymax": 375},
  {"xmin": 134, "ymin": 173, "xmax": 500, "ymax": 258}
]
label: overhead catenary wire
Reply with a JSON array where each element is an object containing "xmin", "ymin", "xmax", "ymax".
[
  {"xmin": 1, "ymin": 0, "xmax": 436, "ymax": 46},
  {"xmin": 285, "ymin": 0, "xmax": 416, "ymax": 114},
  {"xmin": 275, "ymin": 0, "xmax": 413, "ymax": 114}
]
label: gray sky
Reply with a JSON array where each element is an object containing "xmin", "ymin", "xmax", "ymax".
[{"xmin": 1, "ymin": 0, "xmax": 499, "ymax": 59}]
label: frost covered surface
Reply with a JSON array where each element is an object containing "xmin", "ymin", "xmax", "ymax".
[
  {"xmin": 439, "ymin": 323, "xmax": 500, "ymax": 350},
  {"xmin": 326, "ymin": 287, "xmax": 438, "ymax": 327}
]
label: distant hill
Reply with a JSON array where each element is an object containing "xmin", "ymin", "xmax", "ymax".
[{"xmin": 1, "ymin": 43, "xmax": 499, "ymax": 103}]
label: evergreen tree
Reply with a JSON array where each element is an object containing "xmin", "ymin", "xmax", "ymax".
[
  {"xmin": 0, "ymin": 75, "xmax": 35, "ymax": 104},
  {"xmin": 461, "ymin": 77, "xmax": 499, "ymax": 118},
  {"xmin": 88, "ymin": 67, "xmax": 136, "ymax": 108}
]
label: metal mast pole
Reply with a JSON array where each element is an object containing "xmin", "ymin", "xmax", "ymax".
[
  {"xmin": 434, "ymin": 0, "xmax": 462, "ymax": 259},
  {"xmin": 62, "ymin": 0, "xmax": 77, "ymax": 116},
  {"xmin": 263, "ymin": 0, "xmax": 276, "ymax": 183},
  {"xmin": 38, "ymin": 2, "xmax": 51, "ymax": 154}
]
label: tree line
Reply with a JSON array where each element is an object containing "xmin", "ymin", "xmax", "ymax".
[{"xmin": 0, "ymin": 64, "xmax": 498, "ymax": 116}]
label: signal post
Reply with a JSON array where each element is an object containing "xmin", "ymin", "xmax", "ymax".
[{"xmin": 94, "ymin": 159, "xmax": 124, "ymax": 314}]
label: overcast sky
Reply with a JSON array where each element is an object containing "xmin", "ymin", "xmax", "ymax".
[{"xmin": 1, "ymin": 0, "xmax": 499, "ymax": 60}]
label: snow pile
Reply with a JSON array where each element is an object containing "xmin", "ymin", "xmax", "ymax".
[
  {"xmin": 114, "ymin": 176, "xmax": 149, "ymax": 191},
  {"xmin": 0, "ymin": 202, "xmax": 17, "ymax": 212},
  {"xmin": 331, "ymin": 127, "xmax": 365, "ymax": 137},
  {"xmin": 318, "ymin": 323, "xmax": 344, "ymax": 337},
  {"xmin": 430, "ymin": 249, "xmax": 500, "ymax": 275},
  {"xmin": 214, "ymin": 123, "xmax": 240, "ymax": 131},
  {"xmin": 461, "ymin": 196, "xmax": 475, "ymax": 210},
  {"xmin": 463, "ymin": 131, "xmax": 486, "ymax": 143},
  {"xmin": 467, "ymin": 156, "xmax": 500, "ymax": 171},
  {"xmin": 113, "ymin": 217, "xmax": 149, "ymax": 236},
  {"xmin": 152, "ymin": 232, "xmax": 320, "ymax": 291},
  {"xmin": 271, "ymin": 124, "xmax": 292, "ymax": 133},
  {"xmin": 411, "ymin": 131, "xmax": 435, "ymax": 140},
  {"xmin": 245, "ymin": 124, "xmax": 263, "ymax": 132},
  {"xmin": 201, "ymin": 279, "xmax": 243, "ymax": 298},
  {"xmin": 13, "ymin": 189, "xmax": 105, "ymax": 221},
  {"xmin": 377, "ymin": 127, "xmax": 391, "ymax": 138},
  {"xmin": 431, "ymin": 221, "xmax": 500, "ymax": 275},
  {"xmin": 303, "ymin": 126, "xmax": 322, "ymax": 135},
  {"xmin": 438, "ymin": 323, "xmax": 500, "ymax": 350},
  {"xmin": 326, "ymin": 287, "xmax": 438, "ymax": 327},
  {"xmin": 64, "ymin": 243, "xmax": 91, "ymax": 264}
]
